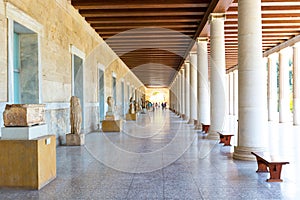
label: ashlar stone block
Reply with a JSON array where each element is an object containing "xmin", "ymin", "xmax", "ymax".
[{"xmin": 3, "ymin": 104, "xmax": 46, "ymax": 127}]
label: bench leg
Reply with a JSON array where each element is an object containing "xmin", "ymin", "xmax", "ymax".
[
  {"xmin": 219, "ymin": 135, "xmax": 225, "ymax": 143},
  {"xmin": 255, "ymin": 157, "xmax": 269, "ymax": 173},
  {"xmin": 267, "ymin": 164, "xmax": 283, "ymax": 182},
  {"xmin": 202, "ymin": 125, "xmax": 209, "ymax": 133},
  {"xmin": 223, "ymin": 136, "xmax": 232, "ymax": 146}
]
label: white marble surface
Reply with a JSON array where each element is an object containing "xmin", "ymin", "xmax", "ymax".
[{"xmin": 1, "ymin": 124, "xmax": 48, "ymax": 140}]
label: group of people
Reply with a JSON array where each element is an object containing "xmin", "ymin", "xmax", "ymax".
[{"xmin": 146, "ymin": 101, "xmax": 167, "ymax": 111}]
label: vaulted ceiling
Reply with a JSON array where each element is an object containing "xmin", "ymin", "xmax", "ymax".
[{"xmin": 71, "ymin": 0, "xmax": 300, "ymax": 87}]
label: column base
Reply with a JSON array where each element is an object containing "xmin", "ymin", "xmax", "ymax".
[
  {"xmin": 206, "ymin": 130, "xmax": 219, "ymax": 140},
  {"xmin": 194, "ymin": 120, "xmax": 198, "ymax": 126},
  {"xmin": 184, "ymin": 116, "xmax": 189, "ymax": 121},
  {"xmin": 233, "ymin": 146, "xmax": 266, "ymax": 161},
  {"xmin": 188, "ymin": 119, "xmax": 194, "ymax": 124},
  {"xmin": 195, "ymin": 124, "xmax": 202, "ymax": 130},
  {"xmin": 195, "ymin": 122, "xmax": 201, "ymax": 130}
]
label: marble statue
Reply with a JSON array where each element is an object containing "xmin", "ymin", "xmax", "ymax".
[
  {"xmin": 70, "ymin": 96, "xmax": 82, "ymax": 135},
  {"xmin": 128, "ymin": 97, "xmax": 135, "ymax": 114},
  {"xmin": 105, "ymin": 96, "xmax": 115, "ymax": 120}
]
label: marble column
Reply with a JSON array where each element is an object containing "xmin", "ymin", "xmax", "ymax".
[
  {"xmin": 196, "ymin": 37, "xmax": 210, "ymax": 129},
  {"xmin": 189, "ymin": 53, "xmax": 197, "ymax": 124},
  {"xmin": 180, "ymin": 68, "xmax": 185, "ymax": 118},
  {"xmin": 279, "ymin": 49, "xmax": 290, "ymax": 123},
  {"xmin": 184, "ymin": 62, "xmax": 190, "ymax": 121},
  {"xmin": 233, "ymin": 0, "xmax": 268, "ymax": 160},
  {"xmin": 172, "ymin": 79, "xmax": 177, "ymax": 113},
  {"xmin": 229, "ymin": 72, "xmax": 234, "ymax": 115},
  {"xmin": 233, "ymin": 70, "xmax": 238, "ymax": 116},
  {"xmin": 207, "ymin": 13, "xmax": 227, "ymax": 139},
  {"xmin": 267, "ymin": 53, "xmax": 278, "ymax": 121},
  {"xmin": 176, "ymin": 74, "xmax": 180, "ymax": 115},
  {"xmin": 177, "ymin": 72, "xmax": 182, "ymax": 116},
  {"xmin": 226, "ymin": 74, "xmax": 230, "ymax": 115},
  {"xmin": 293, "ymin": 43, "xmax": 300, "ymax": 125},
  {"xmin": 171, "ymin": 82, "xmax": 175, "ymax": 111}
]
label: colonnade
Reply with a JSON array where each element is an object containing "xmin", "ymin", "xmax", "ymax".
[{"xmin": 169, "ymin": 0, "xmax": 300, "ymax": 160}]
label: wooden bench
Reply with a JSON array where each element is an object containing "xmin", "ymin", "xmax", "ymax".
[
  {"xmin": 201, "ymin": 123, "xmax": 210, "ymax": 133},
  {"xmin": 251, "ymin": 152, "xmax": 289, "ymax": 182},
  {"xmin": 217, "ymin": 132, "xmax": 234, "ymax": 146}
]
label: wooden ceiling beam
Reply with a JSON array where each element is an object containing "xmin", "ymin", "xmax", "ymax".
[
  {"xmin": 91, "ymin": 22, "xmax": 197, "ymax": 28},
  {"xmin": 86, "ymin": 16, "xmax": 201, "ymax": 24},
  {"xmin": 79, "ymin": 8, "xmax": 205, "ymax": 17},
  {"xmin": 72, "ymin": 0, "xmax": 209, "ymax": 9}
]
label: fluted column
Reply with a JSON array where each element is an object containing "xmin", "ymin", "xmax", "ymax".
[
  {"xmin": 196, "ymin": 37, "xmax": 210, "ymax": 129},
  {"xmin": 233, "ymin": 0, "xmax": 268, "ymax": 160},
  {"xmin": 226, "ymin": 74, "xmax": 230, "ymax": 115},
  {"xmin": 180, "ymin": 68, "xmax": 185, "ymax": 118},
  {"xmin": 267, "ymin": 53, "xmax": 278, "ymax": 121},
  {"xmin": 279, "ymin": 49, "xmax": 290, "ymax": 123},
  {"xmin": 207, "ymin": 13, "xmax": 227, "ymax": 139},
  {"xmin": 177, "ymin": 72, "xmax": 182, "ymax": 115},
  {"xmin": 189, "ymin": 53, "xmax": 197, "ymax": 124},
  {"xmin": 173, "ymin": 78, "xmax": 177, "ymax": 113},
  {"xmin": 293, "ymin": 43, "xmax": 300, "ymax": 125},
  {"xmin": 176, "ymin": 76, "xmax": 180, "ymax": 115},
  {"xmin": 233, "ymin": 70, "xmax": 238, "ymax": 116},
  {"xmin": 229, "ymin": 72, "xmax": 234, "ymax": 115},
  {"xmin": 184, "ymin": 62, "xmax": 190, "ymax": 121}
]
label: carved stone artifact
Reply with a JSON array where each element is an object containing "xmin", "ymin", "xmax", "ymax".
[
  {"xmin": 3, "ymin": 104, "xmax": 45, "ymax": 127},
  {"xmin": 70, "ymin": 96, "xmax": 82, "ymax": 135}
]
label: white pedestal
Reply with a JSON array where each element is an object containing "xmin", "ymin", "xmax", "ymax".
[{"xmin": 1, "ymin": 124, "xmax": 48, "ymax": 140}]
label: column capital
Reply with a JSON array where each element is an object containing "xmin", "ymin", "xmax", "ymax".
[
  {"xmin": 268, "ymin": 52, "xmax": 278, "ymax": 59},
  {"xmin": 209, "ymin": 13, "xmax": 226, "ymax": 24},
  {"xmin": 293, "ymin": 41, "xmax": 300, "ymax": 48},
  {"xmin": 197, "ymin": 37, "xmax": 208, "ymax": 43},
  {"xmin": 279, "ymin": 47, "xmax": 290, "ymax": 54}
]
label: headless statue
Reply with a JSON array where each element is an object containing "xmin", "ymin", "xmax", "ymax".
[{"xmin": 70, "ymin": 96, "xmax": 82, "ymax": 135}]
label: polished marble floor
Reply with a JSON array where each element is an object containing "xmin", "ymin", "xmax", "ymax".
[{"xmin": 0, "ymin": 109, "xmax": 299, "ymax": 199}]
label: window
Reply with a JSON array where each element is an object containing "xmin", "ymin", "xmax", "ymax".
[{"xmin": 10, "ymin": 22, "xmax": 39, "ymax": 103}]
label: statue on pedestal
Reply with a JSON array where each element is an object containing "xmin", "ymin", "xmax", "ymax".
[
  {"xmin": 102, "ymin": 96, "xmax": 122, "ymax": 132},
  {"xmin": 128, "ymin": 97, "xmax": 135, "ymax": 114},
  {"xmin": 70, "ymin": 96, "xmax": 82, "ymax": 135},
  {"xmin": 66, "ymin": 96, "xmax": 84, "ymax": 146},
  {"xmin": 105, "ymin": 96, "xmax": 115, "ymax": 120}
]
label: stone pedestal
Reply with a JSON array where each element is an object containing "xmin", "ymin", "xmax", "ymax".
[
  {"xmin": 3, "ymin": 104, "xmax": 45, "ymax": 127},
  {"xmin": 102, "ymin": 120, "xmax": 122, "ymax": 132},
  {"xmin": 126, "ymin": 113, "xmax": 137, "ymax": 121},
  {"xmin": 0, "ymin": 135, "xmax": 56, "ymax": 189},
  {"xmin": 66, "ymin": 133, "xmax": 85, "ymax": 146},
  {"xmin": 1, "ymin": 124, "xmax": 48, "ymax": 140}
]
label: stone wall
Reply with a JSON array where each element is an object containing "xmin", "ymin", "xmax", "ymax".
[
  {"xmin": 0, "ymin": 0, "xmax": 145, "ymax": 140},
  {"xmin": 0, "ymin": 1, "xmax": 7, "ymax": 102}
]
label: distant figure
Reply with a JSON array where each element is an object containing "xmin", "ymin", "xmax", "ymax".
[{"xmin": 70, "ymin": 96, "xmax": 82, "ymax": 135}]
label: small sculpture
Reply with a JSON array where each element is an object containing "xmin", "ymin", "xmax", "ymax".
[
  {"xmin": 70, "ymin": 96, "xmax": 82, "ymax": 135},
  {"xmin": 105, "ymin": 96, "xmax": 115, "ymax": 120},
  {"xmin": 128, "ymin": 97, "xmax": 135, "ymax": 114}
]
